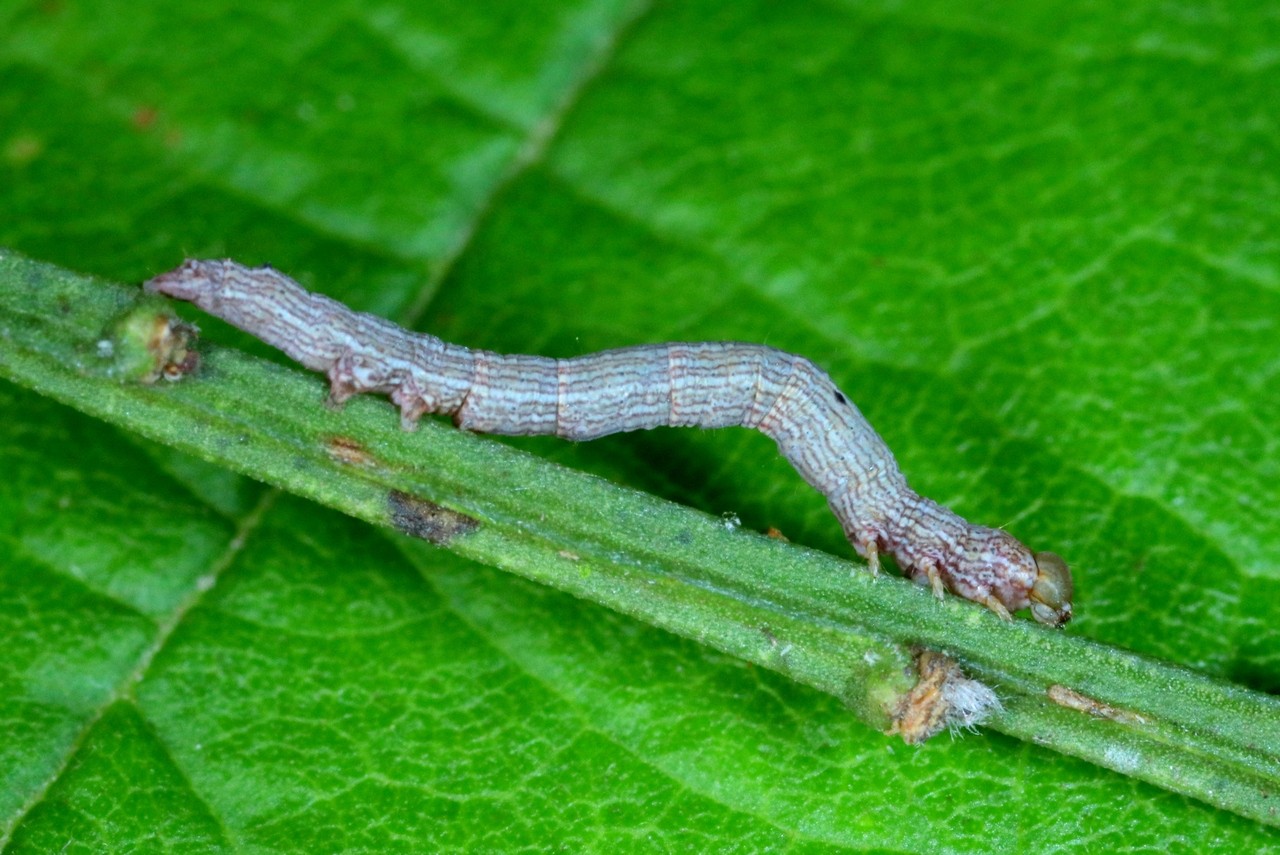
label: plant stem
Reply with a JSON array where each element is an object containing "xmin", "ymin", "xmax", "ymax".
[{"xmin": 2, "ymin": 250, "xmax": 1278, "ymax": 827}]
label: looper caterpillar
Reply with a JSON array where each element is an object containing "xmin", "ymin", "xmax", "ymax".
[{"xmin": 146, "ymin": 259, "xmax": 1074, "ymax": 627}]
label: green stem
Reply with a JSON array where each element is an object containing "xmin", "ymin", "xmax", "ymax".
[{"xmin": 2, "ymin": 250, "xmax": 1277, "ymax": 827}]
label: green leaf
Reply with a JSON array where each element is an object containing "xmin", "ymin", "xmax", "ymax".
[{"xmin": 2, "ymin": 1, "xmax": 1278, "ymax": 851}]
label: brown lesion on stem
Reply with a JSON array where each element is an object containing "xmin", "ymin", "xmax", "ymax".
[
  {"xmin": 388, "ymin": 489, "xmax": 480, "ymax": 545},
  {"xmin": 1047, "ymin": 684, "xmax": 1148, "ymax": 725},
  {"xmin": 889, "ymin": 649, "xmax": 1003, "ymax": 744},
  {"xmin": 324, "ymin": 435, "xmax": 377, "ymax": 468}
]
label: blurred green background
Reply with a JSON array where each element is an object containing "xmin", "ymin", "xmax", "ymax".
[{"xmin": 2, "ymin": 0, "xmax": 1277, "ymax": 850}]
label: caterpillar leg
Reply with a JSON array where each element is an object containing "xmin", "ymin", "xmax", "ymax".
[
  {"xmin": 982, "ymin": 595, "xmax": 1014, "ymax": 621},
  {"xmin": 326, "ymin": 352, "xmax": 361, "ymax": 409},
  {"xmin": 390, "ymin": 380, "xmax": 430, "ymax": 431},
  {"xmin": 923, "ymin": 561, "xmax": 946, "ymax": 600},
  {"xmin": 852, "ymin": 535, "xmax": 881, "ymax": 577}
]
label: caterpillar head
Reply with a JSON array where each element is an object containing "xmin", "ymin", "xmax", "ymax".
[
  {"xmin": 1029, "ymin": 551, "xmax": 1073, "ymax": 628},
  {"xmin": 939, "ymin": 528, "xmax": 1073, "ymax": 628}
]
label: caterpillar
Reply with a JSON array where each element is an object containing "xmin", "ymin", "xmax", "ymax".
[{"xmin": 146, "ymin": 259, "xmax": 1073, "ymax": 627}]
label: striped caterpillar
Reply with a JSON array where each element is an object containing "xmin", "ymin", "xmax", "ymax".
[{"xmin": 146, "ymin": 259, "xmax": 1074, "ymax": 627}]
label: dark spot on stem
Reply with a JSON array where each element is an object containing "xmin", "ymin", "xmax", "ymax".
[
  {"xmin": 325, "ymin": 435, "xmax": 376, "ymax": 467},
  {"xmin": 833, "ymin": 390, "xmax": 847, "ymax": 405},
  {"xmin": 388, "ymin": 490, "xmax": 479, "ymax": 545}
]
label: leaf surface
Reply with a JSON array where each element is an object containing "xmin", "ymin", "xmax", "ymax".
[{"xmin": 2, "ymin": 0, "xmax": 1278, "ymax": 850}]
